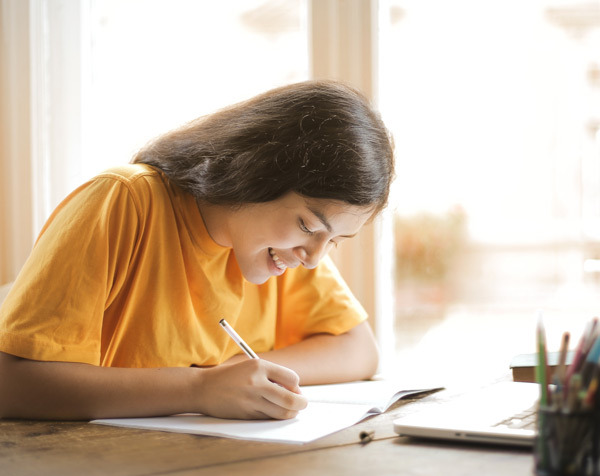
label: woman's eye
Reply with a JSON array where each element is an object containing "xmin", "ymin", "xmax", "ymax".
[{"xmin": 299, "ymin": 219, "xmax": 315, "ymax": 235}]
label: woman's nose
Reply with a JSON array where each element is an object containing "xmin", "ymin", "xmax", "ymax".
[{"xmin": 294, "ymin": 240, "xmax": 328, "ymax": 269}]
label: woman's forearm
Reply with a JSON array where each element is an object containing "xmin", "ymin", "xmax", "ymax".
[
  {"xmin": 0, "ymin": 351, "xmax": 306, "ymax": 420},
  {"xmin": 0, "ymin": 323, "xmax": 376, "ymax": 420},
  {"xmin": 0, "ymin": 351, "xmax": 198, "ymax": 420},
  {"xmin": 255, "ymin": 322, "xmax": 380, "ymax": 385}
]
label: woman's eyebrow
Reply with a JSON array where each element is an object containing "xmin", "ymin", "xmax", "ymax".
[
  {"xmin": 308, "ymin": 207, "xmax": 332, "ymax": 232},
  {"xmin": 308, "ymin": 207, "xmax": 358, "ymax": 239}
]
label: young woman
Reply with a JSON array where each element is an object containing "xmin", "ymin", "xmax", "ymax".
[{"xmin": 0, "ymin": 80, "xmax": 394, "ymax": 421}]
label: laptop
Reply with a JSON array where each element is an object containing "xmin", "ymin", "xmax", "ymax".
[{"xmin": 393, "ymin": 381, "xmax": 539, "ymax": 447}]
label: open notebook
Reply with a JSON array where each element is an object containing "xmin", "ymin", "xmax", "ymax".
[
  {"xmin": 93, "ymin": 380, "xmax": 439, "ymax": 444},
  {"xmin": 393, "ymin": 381, "xmax": 539, "ymax": 447}
]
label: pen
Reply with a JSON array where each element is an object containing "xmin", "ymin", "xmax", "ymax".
[
  {"xmin": 536, "ymin": 310, "xmax": 549, "ymax": 406},
  {"xmin": 556, "ymin": 331, "xmax": 570, "ymax": 387},
  {"xmin": 565, "ymin": 318, "xmax": 595, "ymax": 389},
  {"xmin": 553, "ymin": 331, "xmax": 570, "ymax": 408},
  {"xmin": 219, "ymin": 318, "xmax": 259, "ymax": 359},
  {"xmin": 580, "ymin": 335, "xmax": 600, "ymax": 385},
  {"xmin": 359, "ymin": 430, "xmax": 375, "ymax": 445}
]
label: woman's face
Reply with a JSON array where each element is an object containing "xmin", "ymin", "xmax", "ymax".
[{"xmin": 223, "ymin": 193, "xmax": 372, "ymax": 285}]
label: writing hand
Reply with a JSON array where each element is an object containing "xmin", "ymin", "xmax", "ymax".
[{"xmin": 194, "ymin": 359, "xmax": 308, "ymax": 420}]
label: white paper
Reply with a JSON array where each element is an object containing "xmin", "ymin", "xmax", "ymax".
[
  {"xmin": 300, "ymin": 380, "xmax": 426, "ymax": 411},
  {"xmin": 92, "ymin": 381, "xmax": 435, "ymax": 444}
]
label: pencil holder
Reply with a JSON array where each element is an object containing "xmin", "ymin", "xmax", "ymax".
[{"xmin": 534, "ymin": 407, "xmax": 600, "ymax": 476}]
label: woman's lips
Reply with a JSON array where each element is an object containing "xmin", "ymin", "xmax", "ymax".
[{"xmin": 268, "ymin": 248, "xmax": 287, "ymax": 271}]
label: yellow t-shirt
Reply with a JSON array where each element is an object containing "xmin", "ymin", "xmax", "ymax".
[{"xmin": 0, "ymin": 164, "xmax": 367, "ymax": 368}]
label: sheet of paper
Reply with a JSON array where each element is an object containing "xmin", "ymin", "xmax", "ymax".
[
  {"xmin": 93, "ymin": 401, "xmax": 372, "ymax": 444},
  {"xmin": 92, "ymin": 382, "xmax": 439, "ymax": 444}
]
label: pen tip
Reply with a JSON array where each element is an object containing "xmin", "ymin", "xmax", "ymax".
[
  {"xmin": 536, "ymin": 308, "xmax": 543, "ymax": 319},
  {"xmin": 535, "ymin": 309, "xmax": 545, "ymax": 327}
]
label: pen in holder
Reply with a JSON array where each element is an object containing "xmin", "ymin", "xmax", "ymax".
[
  {"xmin": 534, "ymin": 406, "xmax": 599, "ymax": 476},
  {"xmin": 533, "ymin": 314, "xmax": 600, "ymax": 476}
]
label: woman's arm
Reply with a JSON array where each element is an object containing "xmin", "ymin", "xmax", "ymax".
[
  {"xmin": 0, "ymin": 351, "xmax": 307, "ymax": 421},
  {"xmin": 227, "ymin": 322, "xmax": 379, "ymax": 385}
]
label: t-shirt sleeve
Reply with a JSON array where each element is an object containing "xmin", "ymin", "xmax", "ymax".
[
  {"xmin": 274, "ymin": 255, "xmax": 368, "ymax": 349},
  {"xmin": 0, "ymin": 175, "xmax": 140, "ymax": 364}
]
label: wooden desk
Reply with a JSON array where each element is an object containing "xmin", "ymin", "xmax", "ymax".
[{"xmin": 0, "ymin": 388, "xmax": 534, "ymax": 476}]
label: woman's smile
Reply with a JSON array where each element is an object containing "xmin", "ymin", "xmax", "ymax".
[
  {"xmin": 198, "ymin": 192, "xmax": 373, "ymax": 284},
  {"xmin": 268, "ymin": 248, "xmax": 289, "ymax": 271}
]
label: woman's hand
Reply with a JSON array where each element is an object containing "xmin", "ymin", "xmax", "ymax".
[
  {"xmin": 0, "ymin": 351, "xmax": 306, "ymax": 421},
  {"xmin": 194, "ymin": 359, "xmax": 308, "ymax": 420}
]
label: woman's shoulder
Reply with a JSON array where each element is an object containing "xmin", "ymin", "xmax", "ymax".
[
  {"xmin": 94, "ymin": 163, "xmax": 162, "ymax": 184},
  {"xmin": 61, "ymin": 164, "xmax": 171, "ymax": 218},
  {"xmin": 86, "ymin": 163, "xmax": 170, "ymax": 199}
]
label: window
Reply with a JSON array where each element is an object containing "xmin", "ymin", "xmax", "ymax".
[
  {"xmin": 378, "ymin": 0, "xmax": 600, "ymax": 383},
  {"xmin": 81, "ymin": 0, "xmax": 308, "ymax": 181}
]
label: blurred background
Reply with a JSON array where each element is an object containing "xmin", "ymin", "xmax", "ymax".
[{"xmin": 2, "ymin": 0, "xmax": 600, "ymax": 386}]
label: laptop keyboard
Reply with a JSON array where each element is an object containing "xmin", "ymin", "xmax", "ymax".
[{"xmin": 492, "ymin": 405, "xmax": 537, "ymax": 430}]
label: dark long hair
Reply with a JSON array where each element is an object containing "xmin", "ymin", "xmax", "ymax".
[{"xmin": 133, "ymin": 80, "xmax": 395, "ymax": 214}]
